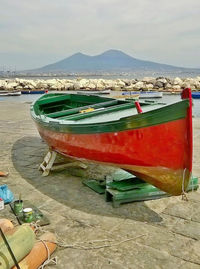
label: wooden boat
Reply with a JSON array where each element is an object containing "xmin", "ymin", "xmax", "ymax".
[
  {"xmin": 31, "ymin": 88, "xmax": 193, "ymax": 195},
  {"xmin": 122, "ymin": 91, "xmax": 163, "ymax": 98},
  {"xmin": 0, "ymin": 90, "xmax": 21, "ymax": 96},
  {"xmin": 192, "ymin": 92, "xmax": 200, "ymax": 99},
  {"xmin": 77, "ymin": 89, "xmax": 111, "ymax": 95},
  {"xmin": 21, "ymin": 90, "xmax": 48, "ymax": 94},
  {"xmin": 112, "ymin": 94, "xmax": 139, "ymax": 100}
]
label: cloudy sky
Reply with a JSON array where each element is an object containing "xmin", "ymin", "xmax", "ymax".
[{"xmin": 0, "ymin": 0, "xmax": 199, "ymax": 70}]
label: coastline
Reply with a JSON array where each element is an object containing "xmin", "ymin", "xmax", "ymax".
[{"xmin": 0, "ymin": 76, "xmax": 200, "ymax": 92}]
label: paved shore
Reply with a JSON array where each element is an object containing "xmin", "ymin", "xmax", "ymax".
[{"xmin": 0, "ymin": 101, "xmax": 200, "ymax": 269}]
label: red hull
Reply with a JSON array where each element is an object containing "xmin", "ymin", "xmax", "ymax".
[{"xmin": 37, "ymin": 117, "xmax": 191, "ymax": 195}]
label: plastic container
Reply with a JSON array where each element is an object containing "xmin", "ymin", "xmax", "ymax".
[
  {"xmin": 23, "ymin": 208, "xmax": 33, "ymax": 223},
  {"xmin": 0, "ymin": 198, "xmax": 4, "ymax": 210},
  {"xmin": 14, "ymin": 200, "xmax": 23, "ymax": 215}
]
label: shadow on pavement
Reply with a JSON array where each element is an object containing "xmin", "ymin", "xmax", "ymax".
[{"xmin": 11, "ymin": 136, "xmax": 163, "ymax": 223}]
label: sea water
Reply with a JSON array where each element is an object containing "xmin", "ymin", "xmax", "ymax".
[{"xmin": 0, "ymin": 91, "xmax": 199, "ymax": 117}]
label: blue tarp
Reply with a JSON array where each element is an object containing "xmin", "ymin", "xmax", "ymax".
[{"xmin": 0, "ymin": 185, "xmax": 14, "ymax": 204}]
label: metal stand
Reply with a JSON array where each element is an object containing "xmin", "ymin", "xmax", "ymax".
[{"xmin": 39, "ymin": 149, "xmax": 87, "ymax": 176}]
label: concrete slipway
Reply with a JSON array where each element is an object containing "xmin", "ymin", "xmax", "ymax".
[{"xmin": 0, "ymin": 101, "xmax": 200, "ymax": 269}]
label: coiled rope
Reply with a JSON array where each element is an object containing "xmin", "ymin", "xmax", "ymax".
[{"xmin": 182, "ymin": 168, "xmax": 188, "ymax": 201}]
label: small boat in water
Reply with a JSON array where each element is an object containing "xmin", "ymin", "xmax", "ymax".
[
  {"xmin": 122, "ymin": 91, "xmax": 163, "ymax": 98},
  {"xmin": 192, "ymin": 92, "xmax": 200, "ymax": 99},
  {"xmin": 77, "ymin": 89, "xmax": 111, "ymax": 95},
  {"xmin": 0, "ymin": 90, "xmax": 21, "ymax": 96},
  {"xmin": 112, "ymin": 94, "xmax": 140, "ymax": 100},
  {"xmin": 21, "ymin": 90, "xmax": 48, "ymax": 94},
  {"xmin": 31, "ymin": 88, "xmax": 192, "ymax": 195}
]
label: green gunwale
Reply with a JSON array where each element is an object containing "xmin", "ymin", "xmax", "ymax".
[{"xmin": 31, "ymin": 93, "xmax": 189, "ymax": 134}]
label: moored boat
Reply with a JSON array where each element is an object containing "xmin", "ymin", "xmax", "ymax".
[
  {"xmin": 122, "ymin": 91, "xmax": 163, "ymax": 98},
  {"xmin": 192, "ymin": 92, "xmax": 200, "ymax": 99},
  {"xmin": 0, "ymin": 90, "xmax": 21, "ymax": 96},
  {"xmin": 112, "ymin": 93, "xmax": 140, "ymax": 100},
  {"xmin": 77, "ymin": 89, "xmax": 111, "ymax": 95},
  {"xmin": 21, "ymin": 90, "xmax": 48, "ymax": 94},
  {"xmin": 31, "ymin": 88, "xmax": 192, "ymax": 196}
]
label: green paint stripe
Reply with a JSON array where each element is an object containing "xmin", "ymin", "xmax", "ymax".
[{"xmin": 32, "ymin": 99, "xmax": 189, "ymax": 134}]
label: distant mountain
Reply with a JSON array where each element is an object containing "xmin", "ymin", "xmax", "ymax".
[{"xmin": 32, "ymin": 50, "xmax": 196, "ymax": 73}]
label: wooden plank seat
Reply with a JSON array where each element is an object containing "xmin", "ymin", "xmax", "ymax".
[
  {"xmin": 46, "ymin": 100, "xmax": 119, "ymax": 118},
  {"xmin": 60, "ymin": 102, "xmax": 135, "ymax": 121}
]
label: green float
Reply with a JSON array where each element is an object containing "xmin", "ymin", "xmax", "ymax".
[{"xmin": 0, "ymin": 225, "xmax": 35, "ymax": 269}]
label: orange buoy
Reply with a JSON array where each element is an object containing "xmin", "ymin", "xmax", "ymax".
[
  {"xmin": 0, "ymin": 218, "xmax": 14, "ymax": 233},
  {"xmin": 0, "ymin": 171, "xmax": 8, "ymax": 177},
  {"xmin": 12, "ymin": 232, "xmax": 57, "ymax": 269}
]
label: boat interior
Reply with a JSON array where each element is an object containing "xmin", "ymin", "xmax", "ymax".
[{"xmin": 33, "ymin": 93, "xmax": 166, "ymax": 123}]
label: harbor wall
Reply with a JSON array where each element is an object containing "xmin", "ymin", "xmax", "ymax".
[{"xmin": 0, "ymin": 76, "xmax": 200, "ymax": 92}]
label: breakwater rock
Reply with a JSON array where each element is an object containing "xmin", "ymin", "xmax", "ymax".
[{"xmin": 0, "ymin": 76, "xmax": 200, "ymax": 92}]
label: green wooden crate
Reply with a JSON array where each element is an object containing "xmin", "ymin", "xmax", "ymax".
[{"xmin": 106, "ymin": 176, "xmax": 198, "ymax": 207}]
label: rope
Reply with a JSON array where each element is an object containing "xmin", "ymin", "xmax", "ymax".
[
  {"xmin": 38, "ymin": 239, "xmax": 57, "ymax": 269},
  {"xmin": 40, "ymin": 234, "xmax": 146, "ymax": 250},
  {"xmin": 181, "ymin": 168, "xmax": 188, "ymax": 201},
  {"xmin": 30, "ymin": 221, "xmax": 46, "ymax": 234},
  {"xmin": 31, "ymin": 221, "xmax": 146, "ymax": 267},
  {"xmin": 29, "ymin": 222, "xmax": 57, "ymax": 268}
]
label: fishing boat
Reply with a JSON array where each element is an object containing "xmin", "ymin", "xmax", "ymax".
[
  {"xmin": 31, "ymin": 88, "xmax": 192, "ymax": 195},
  {"xmin": 77, "ymin": 89, "xmax": 111, "ymax": 95},
  {"xmin": 112, "ymin": 93, "xmax": 139, "ymax": 100},
  {"xmin": 192, "ymin": 92, "xmax": 200, "ymax": 99},
  {"xmin": 21, "ymin": 90, "xmax": 48, "ymax": 94},
  {"xmin": 0, "ymin": 90, "xmax": 21, "ymax": 96},
  {"xmin": 122, "ymin": 91, "xmax": 163, "ymax": 98}
]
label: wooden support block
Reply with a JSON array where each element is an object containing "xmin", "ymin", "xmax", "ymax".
[
  {"xmin": 39, "ymin": 150, "xmax": 57, "ymax": 176},
  {"xmin": 39, "ymin": 149, "xmax": 87, "ymax": 176}
]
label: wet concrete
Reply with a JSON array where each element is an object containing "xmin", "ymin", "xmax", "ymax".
[{"xmin": 0, "ymin": 101, "xmax": 200, "ymax": 269}]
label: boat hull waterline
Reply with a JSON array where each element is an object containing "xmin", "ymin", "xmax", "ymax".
[{"xmin": 31, "ymin": 88, "xmax": 192, "ymax": 196}]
